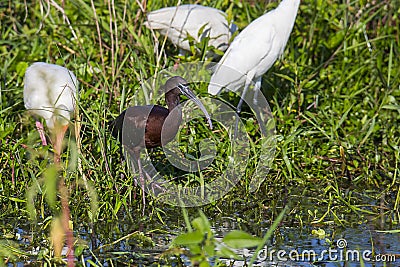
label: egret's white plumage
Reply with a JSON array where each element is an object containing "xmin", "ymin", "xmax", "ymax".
[
  {"xmin": 144, "ymin": 4, "xmax": 237, "ymax": 54},
  {"xmin": 24, "ymin": 62, "xmax": 78, "ymax": 129},
  {"xmin": 208, "ymin": 0, "xmax": 300, "ymax": 110},
  {"xmin": 24, "ymin": 62, "xmax": 78, "ymax": 161}
]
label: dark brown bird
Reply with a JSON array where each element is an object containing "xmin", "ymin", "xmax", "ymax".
[{"xmin": 109, "ymin": 76, "xmax": 212, "ymax": 211}]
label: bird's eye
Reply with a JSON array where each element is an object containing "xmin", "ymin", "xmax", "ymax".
[{"xmin": 177, "ymin": 83, "xmax": 189, "ymax": 91}]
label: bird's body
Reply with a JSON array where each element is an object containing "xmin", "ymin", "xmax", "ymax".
[
  {"xmin": 208, "ymin": 0, "xmax": 300, "ymax": 110},
  {"xmin": 110, "ymin": 105, "xmax": 182, "ymax": 150},
  {"xmin": 24, "ymin": 62, "xmax": 78, "ymax": 129},
  {"xmin": 109, "ymin": 76, "xmax": 212, "ymax": 213},
  {"xmin": 145, "ymin": 4, "xmax": 236, "ymax": 54},
  {"xmin": 24, "ymin": 62, "xmax": 78, "ymax": 162},
  {"xmin": 24, "ymin": 62, "xmax": 78, "ymax": 265}
]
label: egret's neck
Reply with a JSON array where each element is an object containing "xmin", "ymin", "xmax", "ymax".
[
  {"xmin": 276, "ymin": 0, "xmax": 300, "ymax": 20},
  {"xmin": 275, "ymin": 0, "xmax": 300, "ymax": 40}
]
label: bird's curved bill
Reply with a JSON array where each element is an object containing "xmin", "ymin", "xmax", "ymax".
[{"xmin": 178, "ymin": 84, "xmax": 213, "ymax": 129}]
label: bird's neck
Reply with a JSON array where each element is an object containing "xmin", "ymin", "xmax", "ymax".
[
  {"xmin": 166, "ymin": 97, "xmax": 182, "ymax": 131},
  {"xmin": 166, "ymin": 96, "xmax": 181, "ymax": 111},
  {"xmin": 275, "ymin": 0, "xmax": 300, "ymax": 39},
  {"xmin": 276, "ymin": 0, "xmax": 300, "ymax": 19}
]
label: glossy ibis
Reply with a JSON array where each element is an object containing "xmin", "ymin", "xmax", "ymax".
[
  {"xmin": 208, "ymin": 0, "xmax": 300, "ymax": 112},
  {"xmin": 109, "ymin": 76, "xmax": 212, "ymax": 211},
  {"xmin": 24, "ymin": 62, "xmax": 78, "ymax": 162},
  {"xmin": 144, "ymin": 4, "xmax": 237, "ymax": 56}
]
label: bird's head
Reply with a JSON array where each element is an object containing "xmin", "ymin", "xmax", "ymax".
[
  {"xmin": 163, "ymin": 76, "xmax": 188, "ymax": 96},
  {"xmin": 164, "ymin": 76, "xmax": 213, "ymax": 129}
]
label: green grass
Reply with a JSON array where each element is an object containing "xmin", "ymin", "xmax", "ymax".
[{"xmin": 0, "ymin": 0, "xmax": 399, "ymax": 265}]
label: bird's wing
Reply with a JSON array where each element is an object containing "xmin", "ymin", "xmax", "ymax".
[
  {"xmin": 209, "ymin": 0, "xmax": 300, "ymax": 95},
  {"xmin": 24, "ymin": 62, "xmax": 78, "ymax": 120},
  {"xmin": 145, "ymin": 5, "xmax": 230, "ymax": 51},
  {"xmin": 209, "ymin": 18, "xmax": 277, "ymax": 94},
  {"xmin": 24, "ymin": 63, "xmax": 55, "ymax": 122},
  {"xmin": 110, "ymin": 106, "xmax": 154, "ymax": 148},
  {"xmin": 125, "ymin": 106, "xmax": 152, "ymax": 130},
  {"xmin": 45, "ymin": 65, "xmax": 78, "ymax": 113}
]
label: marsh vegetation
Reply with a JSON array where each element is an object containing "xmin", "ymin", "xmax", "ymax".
[{"xmin": 0, "ymin": 0, "xmax": 399, "ymax": 265}]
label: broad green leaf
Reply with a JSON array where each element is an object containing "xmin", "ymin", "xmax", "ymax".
[
  {"xmin": 223, "ymin": 230, "xmax": 262, "ymax": 249},
  {"xmin": 217, "ymin": 246, "xmax": 242, "ymax": 260},
  {"xmin": 173, "ymin": 231, "xmax": 203, "ymax": 246},
  {"xmin": 204, "ymin": 244, "xmax": 215, "ymax": 257},
  {"xmin": 43, "ymin": 166, "xmax": 59, "ymax": 209},
  {"xmin": 192, "ymin": 211, "xmax": 211, "ymax": 234}
]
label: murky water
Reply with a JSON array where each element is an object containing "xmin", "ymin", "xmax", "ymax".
[
  {"xmin": 214, "ymin": 223, "xmax": 399, "ymax": 266},
  {"xmin": 4, "ymin": 215, "xmax": 399, "ymax": 266}
]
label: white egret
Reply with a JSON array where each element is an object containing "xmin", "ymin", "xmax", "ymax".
[
  {"xmin": 24, "ymin": 62, "xmax": 78, "ymax": 162},
  {"xmin": 208, "ymin": 0, "xmax": 300, "ymax": 112},
  {"xmin": 144, "ymin": 4, "xmax": 237, "ymax": 56}
]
